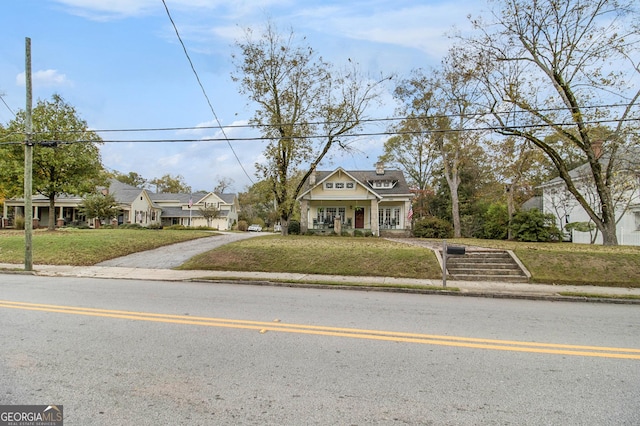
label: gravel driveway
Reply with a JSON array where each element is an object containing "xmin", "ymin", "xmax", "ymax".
[{"xmin": 96, "ymin": 231, "xmax": 268, "ymax": 269}]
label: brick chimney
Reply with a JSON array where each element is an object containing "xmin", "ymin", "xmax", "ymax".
[
  {"xmin": 309, "ymin": 169, "xmax": 316, "ymax": 185},
  {"xmin": 375, "ymin": 162, "xmax": 385, "ymax": 175}
]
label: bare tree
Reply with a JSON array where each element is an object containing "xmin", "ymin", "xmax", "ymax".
[
  {"xmin": 459, "ymin": 0, "xmax": 640, "ymax": 245},
  {"xmin": 232, "ymin": 22, "xmax": 388, "ymax": 235}
]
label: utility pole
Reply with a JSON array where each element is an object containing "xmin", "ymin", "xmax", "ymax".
[{"xmin": 24, "ymin": 37, "xmax": 33, "ymax": 271}]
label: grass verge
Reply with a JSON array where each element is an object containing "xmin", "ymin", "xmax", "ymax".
[
  {"xmin": 193, "ymin": 275, "xmax": 457, "ymax": 291},
  {"xmin": 445, "ymin": 238, "xmax": 640, "ymax": 287},
  {"xmin": 558, "ymin": 292, "xmax": 640, "ymax": 300},
  {"xmin": 179, "ymin": 235, "xmax": 442, "ymax": 279},
  {"xmin": 0, "ymin": 228, "xmax": 214, "ymax": 265}
]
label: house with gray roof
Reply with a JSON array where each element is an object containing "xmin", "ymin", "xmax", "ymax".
[
  {"xmin": 2, "ymin": 178, "xmax": 239, "ymax": 230},
  {"xmin": 296, "ymin": 163, "xmax": 414, "ymax": 236}
]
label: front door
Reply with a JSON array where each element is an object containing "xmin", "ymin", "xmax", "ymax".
[{"xmin": 355, "ymin": 209, "xmax": 364, "ymax": 228}]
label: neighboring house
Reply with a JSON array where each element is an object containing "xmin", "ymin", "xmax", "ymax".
[
  {"xmin": 538, "ymin": 153, "xmax": 640, "ymax": 246},
  {"xmin": 2, "ymin": 178, "xmax": 239, "ymax": 230},
  {"xmin": 297, "ymin": 164, "xmax": 414, "ymax": 236},
  {"xmin": 152, "ymin": 190, "xmax": 239, "ymax": 230}
]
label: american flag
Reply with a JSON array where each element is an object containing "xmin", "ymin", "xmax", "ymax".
[
  {"xmin": 407, "ymin": 205, "xmax": 413, "ymax": 220},
  {"xmin": 188, "ymin": 196, "xmax": 193, "ymax": 208}
]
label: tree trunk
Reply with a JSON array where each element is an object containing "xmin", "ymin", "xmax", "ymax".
[
  {"xmin": 600, "ymin": 215, "xmax": 618, "ymax": 246},
  {"xmin": 280, "ymin": 216, "xmax": 289, "ymax": 236},
  {"xmin": 450, "ymin": 184, "xmax": 461, "ymax": 238},
  {"xmin": 506, "ymin": 184, "xmax": 515, "ymax": 240},
  {"xmin": 48, "ymin": 195, "xmax": 56, "ymax": 231},
  {"xmin": 442, "ymin": 153, "xmax": 461, "ymax": 238}
]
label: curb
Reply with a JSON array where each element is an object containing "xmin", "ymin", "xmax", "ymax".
[{"xmin": 187, "ymin": 277, "xmax": 640, "ymax": 305}]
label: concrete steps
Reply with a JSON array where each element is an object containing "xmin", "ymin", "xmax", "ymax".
[{"xmin": 444, "ymin": 250, "xmax": 529, "ymax": 283}]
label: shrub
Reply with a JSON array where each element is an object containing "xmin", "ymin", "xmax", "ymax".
[
  {"xmin": 148, "ymin": 223, "xmax": 164, "ymax": 230},
  {"xmin": 14, "ymin": 216, "xmax": 25, "ymax": 230},
  {"xmin": 120, "ymin": 223, "xmax": 143, "ymax": 229},
  {"xmin": 237, "ymin": 220, "xmax": 248, "ymax": 232},
  {"xmin": 163, "ymin": 224, "xmax": 186, "ymax": 230},
  {"xmin": 413, "ymin": 216, "xmax": 453, "ymax": 239},
  {"xmin": 353, "ymin": 230, "xmax": 364, "ymax": 237},
  {"xmin": 510, "ymin": 209, "xmax": 562, "ymax": 242},
  {"xmin": 482, "ymin": 203, "xmax": 509, "ymax": 240},
  {"xmin": 288, "ymin": 220, "xmax": 300, "ymax": 235}
]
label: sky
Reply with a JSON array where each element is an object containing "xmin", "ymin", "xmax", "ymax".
[{"xmin": 0, "ymin": 0, "xmax": 483, "ymax": 193}]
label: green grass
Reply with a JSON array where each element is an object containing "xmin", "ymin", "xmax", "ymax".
[
  {"xmin": 446, "ymin": 238, "xmax": 640, "ymax": 287},
  {"xmin": 2, "ymin": 230, "xmax": 639, "ymax": 288},
  {"xmin": 0, "ymin": 228, "xmax": 214, "ymax": 265},
  {"xmin": 181, "ymin": 236, "xmax": 640, "ymax": 288},
  {"xmin": 558, "ymin": 292, "xmax": 640, "ymax": 300},
  {"xmin": 179, "ymin": 235, "xmax": 442, "ymax": 279}
]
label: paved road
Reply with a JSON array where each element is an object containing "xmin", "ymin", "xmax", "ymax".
[
  {"xmin": 1, "ymin": 274, "xmax": 639, "ymax": 425},
  {"xmin": 96, "ymin": 231, "xmax": 268, "ymax": 269}
]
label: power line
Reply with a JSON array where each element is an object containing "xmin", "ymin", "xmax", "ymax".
[
  {"xmin": 12, "ymin": 101, "xmax": 637, "ymax": 137},
  {"xmin": 0, "ymin": 93, "xmax": 16, "ymax": 117},
  {"xmin": 1, "ymin": 116, "xmax": 637, "ymax": 146},
  {"xmin": 160, "ymin": 0, "xmax": 254, "ymax": 185}
]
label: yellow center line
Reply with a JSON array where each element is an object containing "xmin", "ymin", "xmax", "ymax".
[{"xmin": 1, "ymin": 300, "xmax": 639, "ymax": 360}]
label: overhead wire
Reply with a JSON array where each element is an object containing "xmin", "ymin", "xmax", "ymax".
[
  {"xmin": 0, "ymin": 94, "xmax": 16, "ymax": 117},
  {"xmin": 1, "ymin": 116, "xmax": 637, "ymax": 146},
  {"xmin": 160, "ymin": 0, "xmax": 254, "ymax": 185},
  {"xmin": 6, "ymin": 102, "xmax": 636, "ymax": 137}
]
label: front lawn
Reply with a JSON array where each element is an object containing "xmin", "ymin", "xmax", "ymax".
[
  {"xmin": 178, "ymin": 235, "xmax": 441, "ymax": 279},
  {"xmin": 0, "ymin": 228, "xmax": 214, "ymax": 266},
  {"xmin": 446, "ymin": 238, "xmax": 640, "ymax": 287}
]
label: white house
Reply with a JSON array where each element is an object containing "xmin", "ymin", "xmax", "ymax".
[{"xmin": 539, "ymin": 154, "xmax": 640, "ymax": 245}]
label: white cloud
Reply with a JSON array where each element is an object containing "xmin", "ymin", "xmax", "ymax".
[
  {"xmin": 16, "ymin": 69, "xmax": 70, "ymax": 87},
  {"xmin": 52, "ymin": 0, "xmax": 290, "ymax": 20}
]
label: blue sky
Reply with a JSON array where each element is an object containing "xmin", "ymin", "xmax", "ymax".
[{"xmin": 0, "ymin": 0, "xmax": 481, "ymax": 193}]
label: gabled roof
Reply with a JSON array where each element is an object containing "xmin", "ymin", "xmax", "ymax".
[
  {"xmin": 149, "ymin": 191, "xmax": 207, "ymax": 204},
  {"xmin": 107, "ymin": 178, "xmax": 145, "ymax": 204},
  {"xmin": 297, "ymin": 167, "xmax": 413, "ymax": 200},
  {"xmin": 539, "ymin": 148, "xmax": 640, "ymax": 189}
]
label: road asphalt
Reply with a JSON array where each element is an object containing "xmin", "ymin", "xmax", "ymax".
[{"xmin": 2, "ymin": 232, "xmax": 639, "ymax": 303}]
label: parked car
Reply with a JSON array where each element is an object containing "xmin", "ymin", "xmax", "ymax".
[{"xmin": 247, "ymin": 224, "xmax": 262, "ymax": 232}]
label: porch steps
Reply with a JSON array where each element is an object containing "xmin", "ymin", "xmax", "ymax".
[{"xmin": 444, "ymin": 250, "xmax": 529, "ymax": 283}]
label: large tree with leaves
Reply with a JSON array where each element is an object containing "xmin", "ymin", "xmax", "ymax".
[
  {"xmin": 149, "ymin": 174, "xmax": 191, "ymax": 194},
  {"xmin": 1, "ymin": 94, "xmax": 104, "ymax": 230},
  {"xmin": 232, "ymin": 22, "xmax": 388, "ymax": 234},
  {"xmin": 391, "ymin": 64, "xmax": 486, "ymax": 238},
  {"xmin": 459, "ymin": 0, "xmax": 640, "ymax": 245}
]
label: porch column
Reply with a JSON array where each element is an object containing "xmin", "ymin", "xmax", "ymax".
[
  {"xmin": 404, "ymin": 200, "xmax": 412, "ymax": 230},
  {"xmin": 299, "ymin": 199, "xmax": 309, "ymax": 233},
  {"xmin": 2, "ymin": 203, "xmax": 7, "ymax": 228},
  {"xmin": 57, "ymin": 206, "xmax": 65, "ymax": 227},
  {"xmin": 34, "ymin": 206, "xmax": 39, "ymax": 219},
  {"xmin": 370, "ymin": 199, "xmax": 379, "ymax": 236}
]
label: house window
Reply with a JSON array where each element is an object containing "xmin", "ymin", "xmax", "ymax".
[
  {"xmin": 335, "ymin": 182, "xmax": 344, "ymax": 189},
  {"xmin": 315, "ymin": 207, "xmax": 346, "ymax": 227},
  {"xmin": 325, "ymin": 182, "xmax": 334, "ymax": 189},
  {"xmin": 379, "ymin": 208, "xmax": 400, "ymax": 229},
  {"xmin": 635, "ymin": 211, "xmax": 640, "ymax": 231},
  {"xmin": 346, "ymin": 182, "xmax": 354, "ymax": 189}
]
